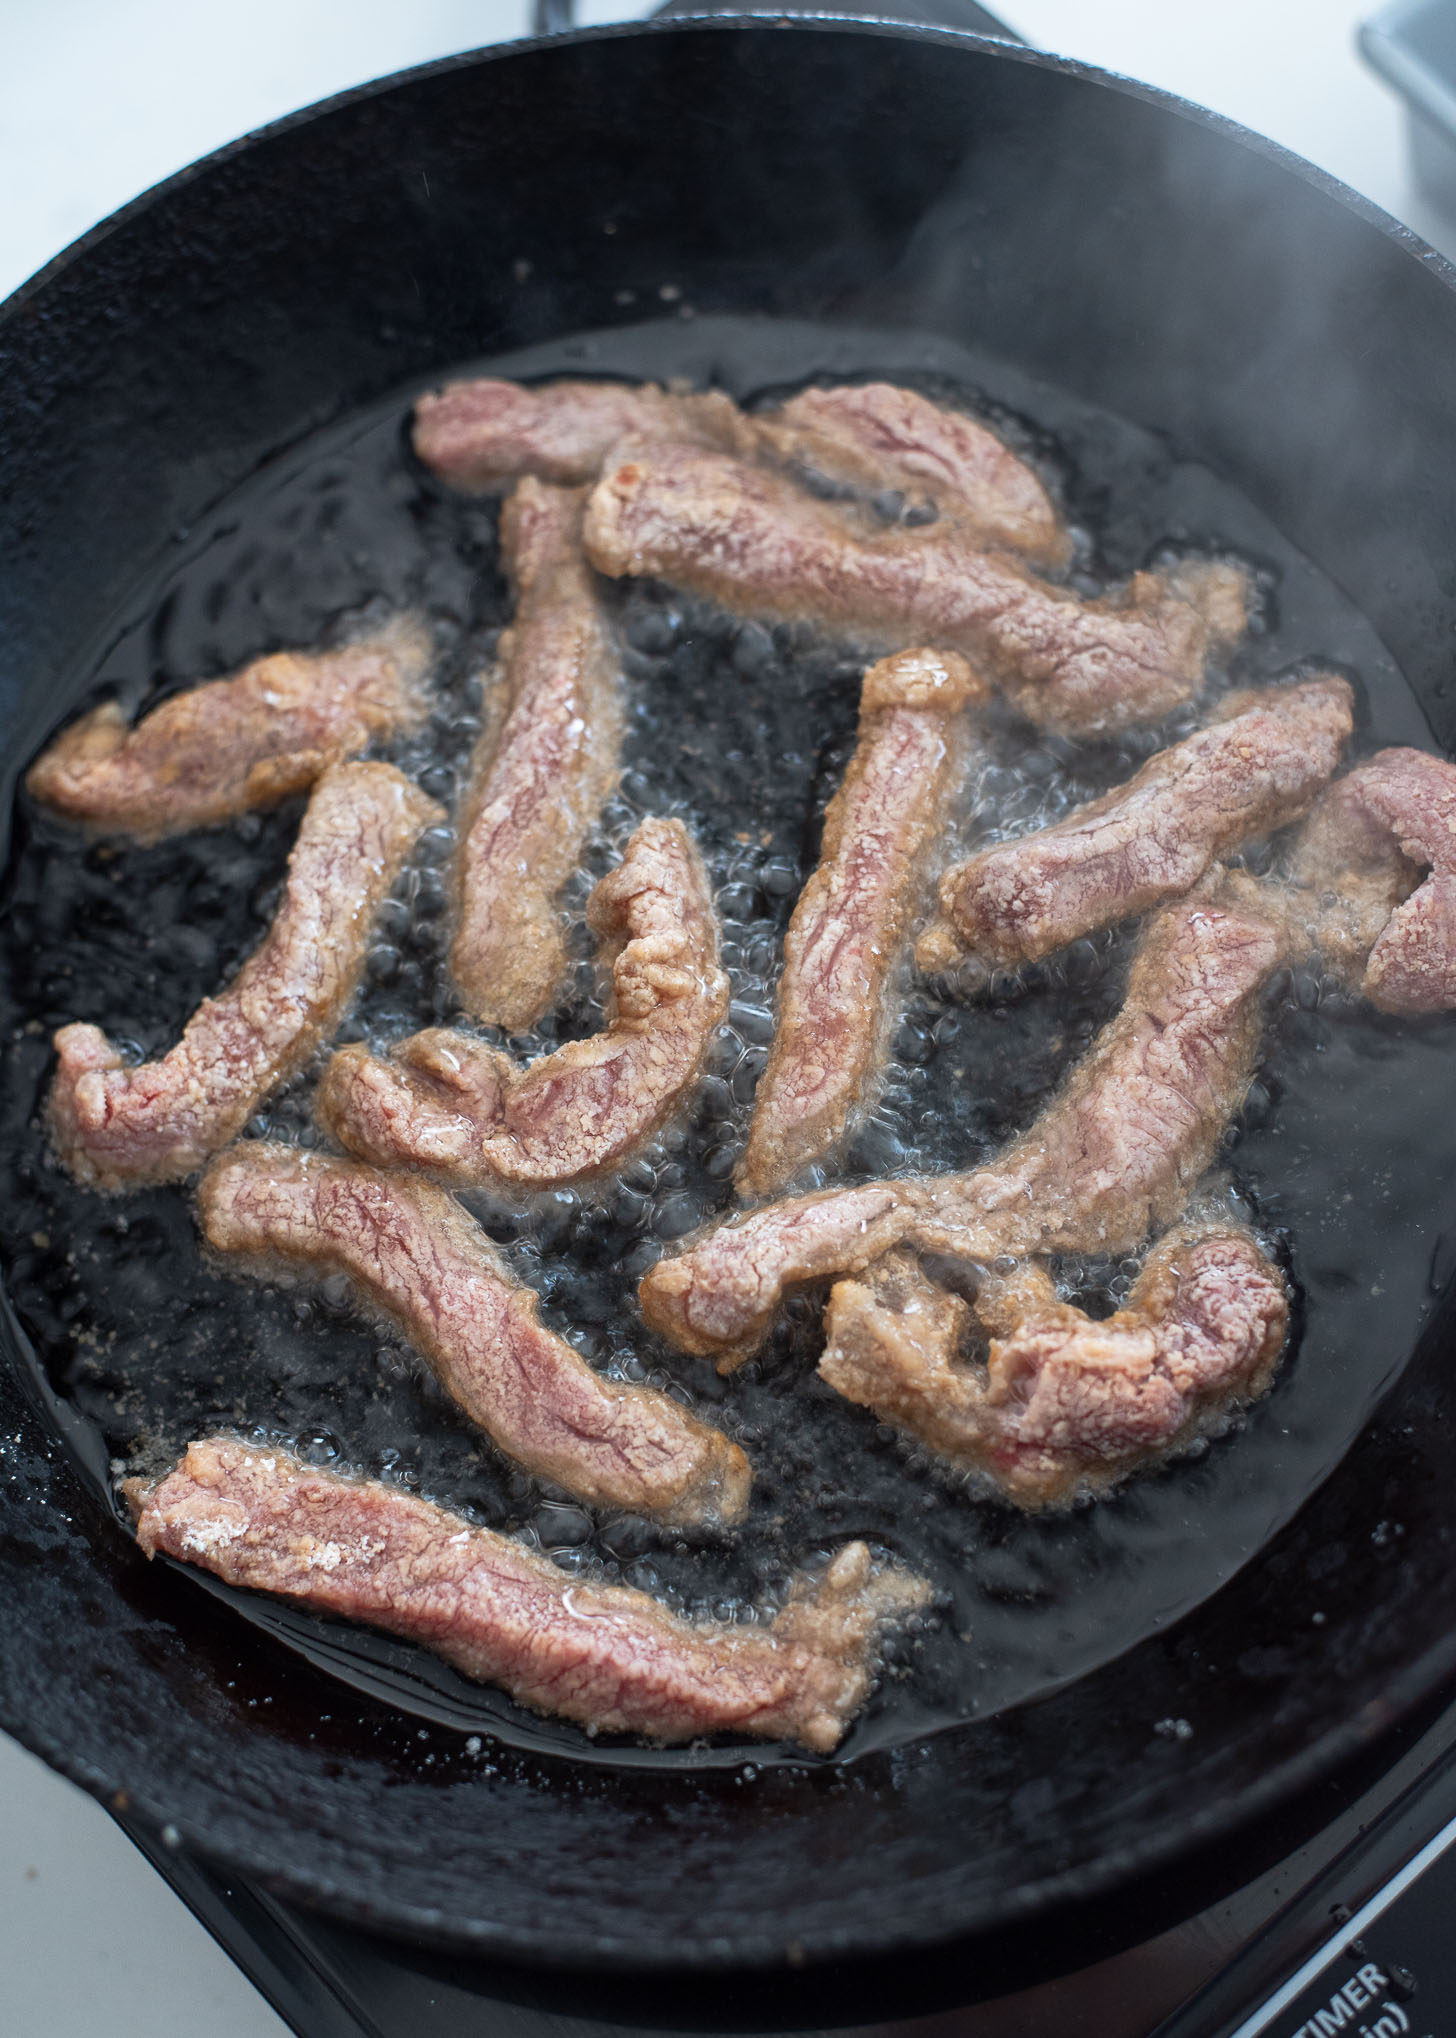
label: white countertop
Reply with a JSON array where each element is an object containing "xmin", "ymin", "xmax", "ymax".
[{"xmin": 2, "ymin": 2, "xmax": 1449, "ymax": 2032}]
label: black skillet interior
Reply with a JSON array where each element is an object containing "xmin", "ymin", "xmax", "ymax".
[{"xmin": 7, "ymin": 18, "xmax": 1456, "ymax": 1977}]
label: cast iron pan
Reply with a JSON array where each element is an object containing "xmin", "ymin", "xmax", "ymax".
[{"xmin": 6, "ymin": 13, "xmax": 1456, "ymax": 1992}]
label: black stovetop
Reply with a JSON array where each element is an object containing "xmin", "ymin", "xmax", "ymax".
[{"xmin": 112, "ymin": 1674, "xmax": 1456, "ymax": 2038}]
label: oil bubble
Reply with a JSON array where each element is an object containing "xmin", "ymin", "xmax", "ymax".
[{"xmin": 652, "ymin": 1193, "xmax": 701, "ymax": 1240}]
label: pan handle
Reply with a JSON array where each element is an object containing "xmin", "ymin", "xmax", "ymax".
[{"xmin": 531, "ymin": 0, "xmax": 1022, "ymax": 41}]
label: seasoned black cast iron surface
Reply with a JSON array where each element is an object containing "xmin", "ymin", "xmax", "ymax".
[{"xmin": 5, "ymin": 20, "xmax": 1456, "ymax": 1972}]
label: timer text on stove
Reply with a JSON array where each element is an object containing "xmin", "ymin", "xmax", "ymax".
[{"xmin": 1285, "ymin": 1962, "xmax": 1409, "ymax": 2038}]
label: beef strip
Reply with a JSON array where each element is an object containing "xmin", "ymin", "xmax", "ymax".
[
  {"xmin": 318, "ymin": 817, "xmax": 728, "ymax": 1188},
  {"xmin": 819, "ymin": 1225, "xmax": 1287, "ymax": 1508},
  {"xmin": 413, "ymin": 377, "xmax": 1066, "ymax": 570},
  {"xmin": 130, "ymin": 1438, "xmax": 929, "ymax": 1750},
  {"xmin": 910, "ymin": 884, "xmax": 1285, "ymax": 1261},
  {"xmin": 755, "ymin": 382, "xmax": 1070, "ymax": 567},
  {"xmin": 739, "ymin": 649, "xmax": 984, "ymax": 1198},
  {"xmin": 49, "ymin": 764, "xmax": 440, "ymax": 1189},
  {"xmin": 584, "ymin": 443, "xmax": 1247, "ymax": 735},
  {"xmin": 451, "ymin": 478, "xmax": 625, "ymax": 1032},
  {"xmin": 26, "ymin": 615, "xmax": 431, "ymax": 841},
  {"xmin": 640, "ymin": 884, "xmax": 1284, "ymax": 1363},
  {"xmin": 918, "ymin": 676, "xmax": 1353, "ymax": 972},
  {"xmin": 199, "ymin": 1145, "xmax": 751, "ymax": 1525},
  {"xmin": 413, "ymin": 377, "xmax": 749, "ymax": 490},
  {"xmin": 1286, "ymin": 747, "xmax": 1456, "ymax": 1012}
]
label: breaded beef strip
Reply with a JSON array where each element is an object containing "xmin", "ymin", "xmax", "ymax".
[
  {"xmin": 199, "ymin": 1146, "xmax": 750, "ymax": 1526},
  {"xmin": 919, "ymin": 676, "xmax": 1353, "ymax": 972},
  {"xmin": 413, "ymin": 377, "xmax": 1067, "ymax": 567},
  {"xmin": 640, "ymin": 887, "xmax": 1283, "ymax": 1364},
  {"xmin": 584, "ymin": 444, "xmax": 1247, "ymax": 736},
  {"xmin": 820, "ymin": 1227, "xmax": 1287, "ymax": 1509},
  {"xmin": 644, "ymin": 1180, "xmax": 916, "ymax": 1366},
  {"xmin": 758, "ymin": 382, "xmax": 1070, "ymax": 567},
  {"xmin": 912, "ymin": 889, "xmax": 1285, "ymax": 1261},
  {"xmin": 27, "ymin": 616, "xmax": 431, "ymax": 841},
  {"xmin": 49, "ymin": 764, "xmax": 441, "ymax": 1189},
  {"xmin": 738, "ymin": 650, "xmax": 984, "ymax": 1198},
  {"xmin": 452, "ymin": 479, "xmax": 625, "ymax": 1032},
  {"xmin": 131, "ymin": 1437, "xmax": 928, "ymax": 1751},
  {"xmin": 413, "ymin": 377, "xmax": 747, "ymax": 490},
  {"xmin": 319, "ymin": 818, "xmax": 727, "ymax": 1188},
  {"xmin": 1288, "ymin": 746, "xmax": 1456, "ymax": 1013}
]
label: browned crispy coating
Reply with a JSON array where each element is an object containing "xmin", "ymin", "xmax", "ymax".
[
  {"xmin": 1287, "ymin": 746, "xmax": 1456, "ymax": 1012},
  {"xmin": 756, "ymin": 381, "xmax": 1069, "ymax": 566},
  {"xmin": 584, "ymin": 443, "xmax": 1247, "ymax": 735},
  {"xmin": 820, "ymin": 1227, "xmax": 1287, "ymax": 1508},
  {"xmin": 452, "ymin": 479, "xmax": 625, "ymax": 1031},
  {"xmin": 920, "ymin": 676, "xmax": 1353, "ymax": 971},
  {"xmin": 640, "ymin": 885, "xmax": 1283, "ymax": 1363},
  {"xmin": 738, "ymin": 649, "xmax": 984, "ymax": 1198},
  {"xmin": 199, "ymin": 1145, "xmax": 750, "ymax": 1526},
  {"xmin": 48, "ymin": 764, "xmax": 441, "ymax": 1189},
  {"xmin": 131, "ymin": 1438, "xmax": 929, "ymax": 1751},
  {"xmin": 26, "ymin": 616, "xmax": 432, "ymax": 841},
  {"xmin": 318, "ymin": 817, "xmax": 727, "ymax": 1187}
]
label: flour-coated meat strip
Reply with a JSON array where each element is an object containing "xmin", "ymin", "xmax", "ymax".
[
  {"xmin": 199, "ymin": 1145, "xmax": 750, "ymax": 1525},
  {"xmin": 642, "ymin": 1181, "xmax": 916, "ymax": 1365},
  {"xmin": 819, "ymin": 1227, "xmax": 1287, "ymax": 1508},
  {"xmin": 414, "ymin": 374, "xmax": 1070, "ymax": 568},
  {"xmin": 452, "ymin": 479, "xmax": 625, "ymax": 1032},
  {"xmin": 413, "ymin": 377, "xmax": 748, "ymax": 491},
  {"xmin": 738, "ymin": 650, "xmax": 984, "ymax": 1198},
  {"xmin": 1288, "ymin": 747, "xmax": 1456, "ymax": 1013},
  {"xmin": 913, "ymin": 884, "xmax": 1283, "ymax": 1259},
  {"xmin": 48, "ymin": 764, "xmax": 440, "ymax": 1190},
  {"xmin": 26, "ymin": 616, "xmax": 431, "ymax": 841},
  {"xmin": 758, "ymin": 382, "xmax": 1070, "ymax": 567},
  {"xmin": 584, "ymin": 444, "xmax": 1247, "ymax": 736},
  {"xmin": 640, "ymin": 884, "xmax": 1283, "ymax": 1362},
  {"xmin": 131, "ymin": 1437, "xmax": 927, "ymax": 1750},
  {"xmin": 919, "ymin": 676, "xmax": 1352, "ymax": 972},
  {"xmin": 319, "ymin": 818, "xmax": 727, "ymax": 1188}
]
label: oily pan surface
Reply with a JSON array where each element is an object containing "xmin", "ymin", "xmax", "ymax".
[{"xmin": 2, "ymin": 317, "xmax": 1453, "ymax": 1777}]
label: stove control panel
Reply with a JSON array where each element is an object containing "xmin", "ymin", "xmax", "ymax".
[{"xmin": 1233, "ymin": 1811, "xmax": 1456, "ymax": 2038}]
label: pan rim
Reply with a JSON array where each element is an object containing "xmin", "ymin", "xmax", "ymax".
[
  {"xmin": 6, "ymin": 1586, "xmax": 1456, "ymax": 1973},
  {"xmin": 4, "ymin": 13, "xmax": 1456, "ymax": 328},
  {"xmin": 6, "ymin": 13, "xmax": 1456, "ymax": 1974}
]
